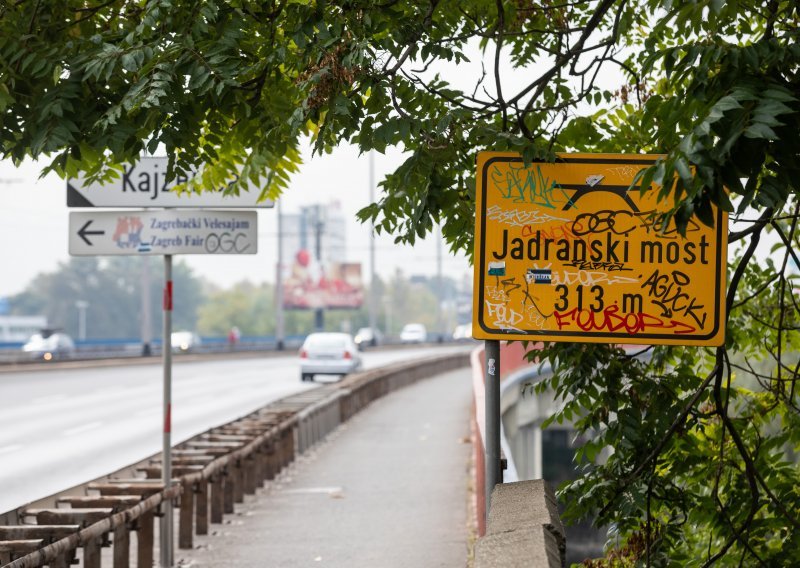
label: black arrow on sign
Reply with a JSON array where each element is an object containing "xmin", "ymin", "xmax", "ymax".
[{"xmin": 78, "ymin": 220, "xmax": 105, "ymax": 246}]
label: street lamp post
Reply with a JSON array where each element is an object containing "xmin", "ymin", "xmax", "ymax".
[
  {"xmin": 384, "ymin": 296, "xmax": 393, "ymax": 339},
  {"xmin": 313, "ymin": 205, "xmax": 325, "ymax": 332},
  {"xmin": 75, "ymin": 300, "xmax": 89, "ymax": 340},
  {"xmin": 436, "ymin": 224, "xmax": 443, "ymax": 342}
]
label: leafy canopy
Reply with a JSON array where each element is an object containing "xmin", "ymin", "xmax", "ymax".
[{"xmin": 2, "ymin": 0, "xmax": 800, "ymax": 564}]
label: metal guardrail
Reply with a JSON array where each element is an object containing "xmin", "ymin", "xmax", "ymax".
[
  {"xmin": 0, "ymin": 337, "xmax": 470, "ymax": 366},
  {"xmin": 0, "ymin": 352, "xmax": 469, "ymax": 568},
  {"xmin": 0, "ymin": 337, "xmax": 308, "ymax": 365}
]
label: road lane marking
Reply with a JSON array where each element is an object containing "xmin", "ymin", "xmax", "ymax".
[
  {"xmin": 284, "ymin": 487, "xmax": 343, "ymax": 495},
  {"xmin": 63, "ymin": 421, "xmax": 103, "ymax": 437},
  {"xmin": 32, "ymin": 394, "xmax": 67, "ymax": 405},
  {"xmin": 135, "ymin": 408, "xmax": 160, "ymax": 418}
]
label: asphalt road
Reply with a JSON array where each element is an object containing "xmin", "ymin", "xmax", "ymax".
[{"xmin": 0, "ymin": 345, "xmax": 470, "ymax": 514}]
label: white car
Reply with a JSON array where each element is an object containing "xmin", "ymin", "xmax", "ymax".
[
  {"xmin": 171, "ymin": 331, "xmax": 202, "ymax": 353},
  {"xmin": 354, "ymin": 327, "xmax": 383, "ymax": 349},
  {"xmin": 400, "ymin": 323, "xmax": 428, "ymax": 344},
  {"xmin": 299, "ymin": 332, "xmax": 363, "ymax": 382},
  {"xmin": 22, "ymin": 330, "xmax": 75, "ymax": 361},
  {"xmin": 453, "ymin": 324, "xmax": 473, "ymax": 341}
]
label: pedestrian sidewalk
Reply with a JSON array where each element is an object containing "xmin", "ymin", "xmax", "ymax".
[{"xmin": 177, "ymin": 368, "xmax": 474, "ymax": 568}]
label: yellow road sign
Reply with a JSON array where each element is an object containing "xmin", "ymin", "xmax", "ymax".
[{"xmin": 472, "ymin": 152, "xmax": 728, "ymax": 346}]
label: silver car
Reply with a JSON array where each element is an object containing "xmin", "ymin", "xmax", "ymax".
[
  {"xmin": 299, "ymin": 332, "xmax": 362, "ymax": 382},
  {"xmin": 22, "ymin": 330, "xmax": 76, "ymax": 361},
  {"xmin": 354, "ymin": 326, "xmax": 383, "ymax": 350},
  {"xmin": 171, "ymin": 331, "xmax": 202, "ymax": 353},
  {"xmin": 400, "ymin": 323, "xmax": 428, "ymax": 344}
]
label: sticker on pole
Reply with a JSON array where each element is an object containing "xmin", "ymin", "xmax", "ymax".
[{"xmin": 472, "ymin": 153, "xmax": 728, "ymax": 346}]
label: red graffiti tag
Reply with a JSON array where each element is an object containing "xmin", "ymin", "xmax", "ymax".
[
  {"xmin": 521, "ymin": 223, "xmax": 581, "ymax": 242},
  {"xmin": 553, "ymin": 305, "xmax": 697, "ymax": 335}
]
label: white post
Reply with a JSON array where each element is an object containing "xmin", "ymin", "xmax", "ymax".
[
  {"xmin": 436, "ymin": 224, "xmax": 443, "ymax": 341},
  {"xmin": 161, "ymin": 254, "xmax": 173, "ymax": 567}
]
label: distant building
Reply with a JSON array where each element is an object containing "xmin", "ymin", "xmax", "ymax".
[{"xmin": 0, "ymin": 315, "xmax": 48, "ymax": 343}]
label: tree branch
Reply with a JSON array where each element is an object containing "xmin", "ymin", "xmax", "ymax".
[
  {"xmin": 493, "ymin": 0, "xmax": 508, "ymax": 131},
  {"xmin": 703, "ymin": 349, "xmax": 765, "ymax": 567},
  {"xmin": 508, "ymin": 0, "xmax": 620, "ymax": 109},
  {"xmin": 382, "ymin": 0, "xmax": 440, "ymax": 75}
]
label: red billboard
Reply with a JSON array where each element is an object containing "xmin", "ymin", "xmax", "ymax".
[{"xmin": 283, "ymin": 249, "xmax": 363, "ymax": 309}]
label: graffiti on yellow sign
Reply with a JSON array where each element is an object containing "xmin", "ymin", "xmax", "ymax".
[{"xmin": 472, "ymin": 153, "xmax": 728, "ymax": 346}]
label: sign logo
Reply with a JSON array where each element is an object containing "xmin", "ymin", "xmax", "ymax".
[
  {"xmin": 112, "ymin": 216, "xmax": 144, "ymax": 250},
  {"xmin": 472, "ymin": 153, "xmax": 728, "ymax": 346}
]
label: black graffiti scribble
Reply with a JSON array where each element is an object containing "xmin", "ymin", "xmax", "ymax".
[
  {"xmin": 563, "ymin": 261, "xmax": 632, "ymax": 272},
  {"xmin": 561, "ymin": 184, "xmax": 641, "ymax": 212},
  {"xmin": 641, "ymin": 268, "xmax": 707, "ymax": 328},
  {"xmin": 635, "ymin": 210, "xmax": 702, "ymax": 239},
  {"xmin": 500, "ymin": 277, "xmax": 521, "ymax": 296},
  {"xmin": 520, "ymin": 276, "xmax": 553, "ymax": 319},
  {"xmin": 572, "ymin": 210, "xmax": 639, "ymax": 236}
]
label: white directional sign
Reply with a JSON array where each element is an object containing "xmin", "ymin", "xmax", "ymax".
[
  {"xmin": 67, "ymin": 157, "xmax": 274, "ymax": 208},
  {"xmin": 69, "ymin": 210, "xmax": 258, "ymax": 256}
]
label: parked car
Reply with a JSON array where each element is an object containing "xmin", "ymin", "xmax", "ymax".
[
  {"xmin": 400, "ymin": 323, "xmax": 428, "ymax": 344},
  {"xmin": 354, "ymin": 327, "xmax": 383, "ymax": 350},
  {"xmin": 453, "ymin": 323, "xmax": 474, "ymax": 341},
  {"xmin": 299, "ymin": 332, "xmax": 362, "ymax": 382},
  {"xmin": 22, "ymin": 329, "xmax": 75, "ymax": 361},
  {"xmin": 171, "ymin": 331, "xmax": 202, "ymax": 353}
]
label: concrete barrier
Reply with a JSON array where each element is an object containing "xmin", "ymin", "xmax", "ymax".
[{"xmin": 475, "ymin": 479, "xmax": 565, "ymax": 568}]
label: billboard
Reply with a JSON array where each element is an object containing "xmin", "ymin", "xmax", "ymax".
[{"xmin": 283, "ymin": 251, "xmax": 363, "ymax": 309}]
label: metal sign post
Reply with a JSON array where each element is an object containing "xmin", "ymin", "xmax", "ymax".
[
  {"xmin": 67, "ymin": 165, "xmax": 266, "ymax": 568},
  {"xmin": 161, "ymin": 255, "xmax": 173, "ymax": 568},
  {"xmin": 484, "ymin": 339, "xmax": 501, "ymax": 519},
  {"xmin": 67, "ymin": 209, "xmax": 257, "ymax": 568}
]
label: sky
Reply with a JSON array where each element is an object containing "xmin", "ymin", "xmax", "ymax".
[{"xmin": 0, "ymin": 144, "xmax": 473, "ymax": 299}]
